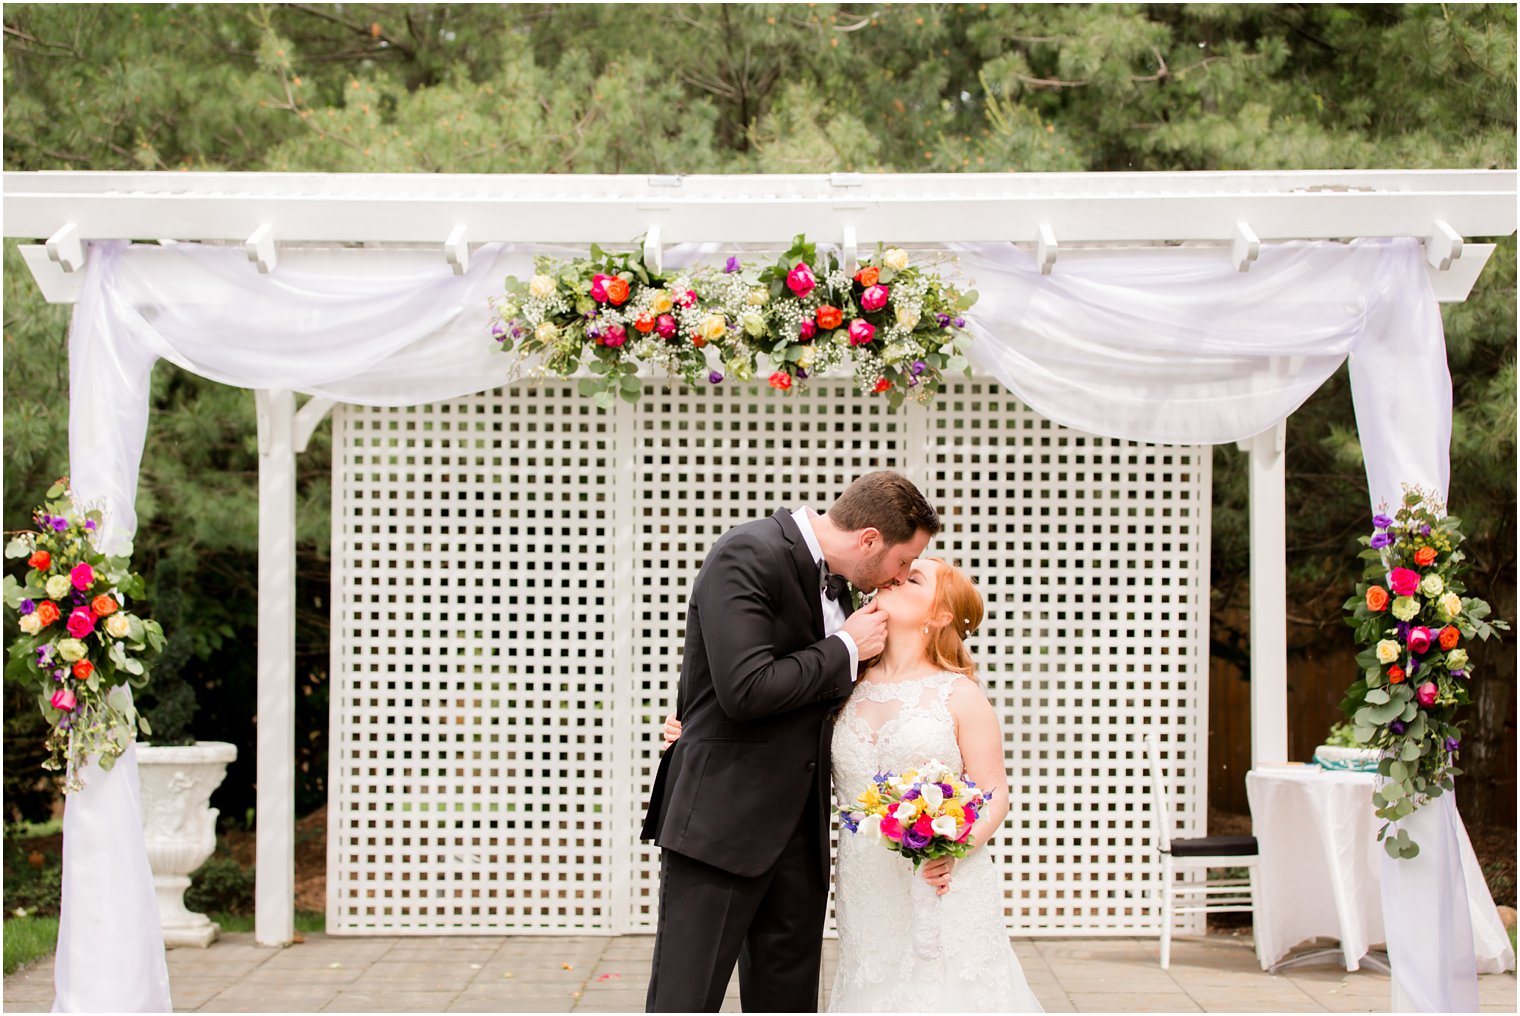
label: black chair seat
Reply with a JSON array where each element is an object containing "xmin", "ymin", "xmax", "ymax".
[{"xmin": 1167, "ymin": 834, "xmax": 1257, "ymax": 858}]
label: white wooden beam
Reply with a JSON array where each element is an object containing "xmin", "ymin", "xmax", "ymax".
[
  {"xmin": 1424, "ymin": 219, "xmax": 1463, "ymax": 271},
  {"xmin": 841, "ymin": 224, "xmax": 858, "ymax": 278},
  {"xmin": 254, "ymin": 388, "xmax": 296, "ymax": 947},
  {"xmin": 245, "ymin": 224, "xmax": 277, "ymax": 274},
  {"xmin": 46, "ymin": 222, "xmax": 85, "ymax": 273},
  {"xmin": 1242, "ymin": 420, "xmax": 1289, "ymax": 768},
  {"xmin": 1035, "ymin": 224, "xmax": 1058, "ymax": 275},
  {"xmin": 293, "ymin": 397, "xmax": 336, "ymax": 454},
  {"xmin": 1233, "ymin": 221, "xmax": 1261, "ymax": 272},
  {"xmin": 17, "ymin": 244, "xmax": 84, "ymax": 303},
  {"xmin": 642, "ymin": 224, "xmax": 662, "ymax": 275},
  {"xmin": 444, "ymin": 224, "xmax": 469, "ymax": 276}
]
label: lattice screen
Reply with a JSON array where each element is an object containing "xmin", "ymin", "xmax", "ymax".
[{"xmin": 329, "ymin": 379, "xmax": 1210, "ymax": 936}]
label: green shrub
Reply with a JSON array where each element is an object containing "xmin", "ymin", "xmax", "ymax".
[{"xmin": 184, "ymin": 856, "xmax": 254, "ymax": 914}]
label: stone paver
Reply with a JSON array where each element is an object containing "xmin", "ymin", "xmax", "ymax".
[{"xmin": 4, "ymin": 932, "xmax": 1514, "ymax": 1012}]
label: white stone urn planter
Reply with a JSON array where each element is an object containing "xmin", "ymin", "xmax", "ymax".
[{"xmin": 136, "ymin": 741, "xmax": 238, "ymax": 948}]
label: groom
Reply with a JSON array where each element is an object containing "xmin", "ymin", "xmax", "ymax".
[{"xmin": 642, "ymin": 471, "xmax": 940, "ymax": 1012}]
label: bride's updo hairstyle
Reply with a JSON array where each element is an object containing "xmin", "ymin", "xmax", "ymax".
[{"xmin": 926, "ymin": 559, "xmax": 984, "ymax": 680}]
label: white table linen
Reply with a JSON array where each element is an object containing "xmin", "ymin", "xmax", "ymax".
[{"xmin": 1246, "ymin": 766, "xmax": 1513, "ymax": 987}]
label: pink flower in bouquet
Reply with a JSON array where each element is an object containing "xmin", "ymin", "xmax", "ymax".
[
  {"xmin": 798, "ymin": 318, "xmax": 817, "ymax": 341},
  {"xmin": 602, "ymin": 325, "xmax": 628, "ymax": 348},
  {"xmin": 1407, "ymin": 626, "xmax": 1432, "ymax": 654},
  {"xmin": 1416, "ymin": 681, "xmax": 1438, "ymax": 707},
  {"xmin": 962, "ymin": 804, "xmax": 977, "ymax": 825},
  {"xmin": 590, "ymin": 274, "xmax": 611, "ymax": 303},
  {"xmin": 847, "ymin": 319, "xmax": 876, "ymax": 346},
  {"xmin": 66, "ymin": 607, "xmax": 96, "ymax": 639},
  {"xmin": 879, "ymin": 815, "xmax": 904, "ymax": 842},
  {"xmin": 1388, "ymin": 567, "xmax": 1420, "ymax": 597},
  {"xmin": 676, "ymin": 290, "xmax": 698, "ymax": 309},
  {"xmin": 50, "ymin": 688, "xmax": 77, "ymax": 712},
  {"xmin": 957, "ymin": 822, "xmax": 974, "ymax": 843},
  {"xmin": 860, "ymin": 284, "xmax": 890, "ymax": 312},
  {"xmin": 70, "ymin": 562, "xmax": 94, "ymax": 590},
  {"xmin": 786, "ymin": 263, "xmax": 817, "ymax": 298},
  {"xmin": 655, "ymin": 314, "xmax": 678, "ymax": 339}
]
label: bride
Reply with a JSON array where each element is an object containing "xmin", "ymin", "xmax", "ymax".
[{"xmin": 666, "ymin": 558, "xmax": 1042, "ymax": 1013}]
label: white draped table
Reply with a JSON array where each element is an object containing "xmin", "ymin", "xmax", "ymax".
[{"xmin": 1246, "ymin": 765, "xmax": 1514, "ymax": 976}]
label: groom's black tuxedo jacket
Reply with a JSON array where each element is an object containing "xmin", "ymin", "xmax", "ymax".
[{"xmin": 641, "ymin": 508, "xmax": 856, "ymax": 881}]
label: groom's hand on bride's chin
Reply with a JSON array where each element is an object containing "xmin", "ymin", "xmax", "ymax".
[{"xmin": 841, "ymin": 597, "xmax": 888, "ymax": 658}]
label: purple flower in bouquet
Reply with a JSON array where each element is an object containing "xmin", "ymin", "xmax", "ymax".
[
  {"xmin": 724, "ymin": 256, "xmax": 741, "ymax": 274},
  {"xmin": 1373, "ymin": 514, "xmax": 1394, "ymax": 529},
  {"xmin": 50, "ymin": 517, "xmax": 67, "ymax": 533},
  {"xmin": 85, "ymin": 520, "xmax": 96, "ymax": 532},
  {"xmin": 902, "ymin": 787, "xmax": 920, "ymax": 801},
  {"xmin": 1445, "ymin": 736, "xmax": 1460, "ymax": 752},
  {"xmin": 953, "ymin": 317, "xmax": 966, "ymax": 328},
  {"xmin": 1408, "ymin": 657, "xmax": 1421, "ymax": 676},
  {"xmin": 1390, "ymin": 720, "xmax": 1407, "ymax": 735},
  {"xmin": 1370, "ymin": 532, "xmax": 1393, "ymax": 549},
  {"xmin": 708, "ymin": 370, "xmax": 723, "ymax": 384},
  {"xmin": 796, "ymin": 368, "xmax": 809, "ymax": 380},
  {"xmin": 1421, "ymin": 524, "xmax": 1432, "ymax": 535},
  {"xmin": 937, "ymin": 313, "xmax": 950, "ymax": 327},
  {"xmin": 910, "ymin": 360, "xmax": 927, "ymax": 377},
  {"xmin": 19, "ymin": 599, "xmax": 35, "ymax": 616},
  {"xmin": 902, "ymin": 823, "xmax": 931, "ymax": 849},
  {"xmin": 1451, "ymin": 669, "xmax": 1467, "ymax": 679},
  {"xmin": 492, "ymin": 322, "xmax": 507, "ymax": 340}
]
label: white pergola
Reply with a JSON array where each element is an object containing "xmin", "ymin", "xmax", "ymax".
[{"xmin": 4, "ymin": 168, "xmax": 1515, "ymax": 946}]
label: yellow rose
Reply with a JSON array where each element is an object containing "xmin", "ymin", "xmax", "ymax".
[
  {"xmin": 698, "ymin": 315, "xmax": 727, "ymax": 341},
  {"xmin": 528, "ymin": 274, "xmax": 557, "ymax": 300},
  {"xmin": 896, "ymin": 305, "xmax": 920, "ymax": 329},
  {"xmin": 883, "ymin": 248, "xmax": 910, "ymax": 272},
  {"xmin": 796, "ymin": 346, "xmax": 816, "ymax": 370},
  {"xmin": 1375, "ymin": 639, "xmax": 1401, "ymax": 664},
  {"xmin": 534, "ymin": 321, "xmax": 559, "ymax": 343},
  {"xmin": 105, "ymin": 613, "xmax": 131, "ymax": 638},
  {"xmin": 1440, "ymin": 592, "xmax": 1462, "ymax": 618},
  {"xmin": 18, "ymin": 613, "xmax": 41, "ymax": 635},
  {"xmin": 651, "ymin": 291, "xmax": 674, "ymax": 314}
]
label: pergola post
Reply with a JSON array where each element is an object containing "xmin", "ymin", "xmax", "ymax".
[
  {"xmin": 254, "ymin": 389, "xmax": 296, "ymax": 946},
  {"xmin": 1245, "ymin": 420, "xmax": 1290, "ymax": 766}
]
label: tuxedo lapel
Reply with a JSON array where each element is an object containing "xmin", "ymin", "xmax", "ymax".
[{"xmin": 772, "ymin": 509, "xmax": 826, "ymax": 638}]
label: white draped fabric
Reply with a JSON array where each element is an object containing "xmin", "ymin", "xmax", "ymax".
[{"xmin": 59, "ymin": 236, "xmax": 1476, "ymax": 1010}]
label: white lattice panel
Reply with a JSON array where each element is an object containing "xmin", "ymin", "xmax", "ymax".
[{"xmin": 329, "ymin": 379, "xmax": 1209, "ymax": 936}]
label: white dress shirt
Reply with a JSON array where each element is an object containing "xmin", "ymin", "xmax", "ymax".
[{"xmin": 793, "ymin": 507, "xmax": 860, "ymax": 681}]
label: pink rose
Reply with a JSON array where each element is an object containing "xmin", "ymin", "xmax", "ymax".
[
  {"xmin": 912, "ymin": 814, "xmax": 934, "ymax": 839},
  {"xmin": 1407, "ymin": 626, "xmax": 1432, "ymax": 654},
  {"xmin": 590, "ymin": 274, "xmax": 611, "ymax": 303},
  {"xmin": 798, "ymin": 318, "xmax": 817, "ymax": 341},
  {"xmin": 655, "ymin": 314, "xmax": 678, "ymax": 339},
  {"xmin": 785, "ymin": 263, "xmax": 816, "ymax": 298},
  {"xmin": 860, "ymin": 284, "xmax": 890, "ymax": 312},
  {"xmin": 963, "ymin": 804, "xmax": 977, "ymax": 825},
  {"xmin": 1416, "ymin": 681, "xmax": 1438, "ymax": 708},
  {"xmin": 847, "ymin": 319, "xmax": 876, "ymax": 346},
  {"xmin": 956, "ymin": 822, "xmax": 973, "ymax": 843},
  {"xmin": 71, "ymin": 562, "xmax": 94, "ymax": 591},
  {"xmin": 66, "ymin": 607, "xmax": 96, "ymax": 639},
  {"xmin": 676, "ymin": 290, "xmax": 698, "ymax": 309},
  {"xmin": 879, "ymin": 815, "xmax": 904, "ymax": 842},
  {"xmin": 1388, "ymin": 567, "xmax": 1420, "ymax": 597},
  {"xmin": 602, "ymin": 324, "xmax": 627, "ymax": 348},
  {"xmin": 50, "ymin": 688, "xmax": 77, "ymax": 712}
]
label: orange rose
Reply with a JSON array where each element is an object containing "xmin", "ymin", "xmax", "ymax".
[
  {"xmin": 1438, "ymin": 625, "xmax": 1460, "ymax": 651},
  {"xmin": 816, "ymin": 305, "xmax": 843, "ymax": 330},
  {"xmin": 633, "ymin": 313, "xmax": 656, "ymax": 334},
  {"xmin": 873, "ymin": 378, "xmax": 892, "ymax": 393},
  {"xmin": 91, "ymin": 595, "xmax": 118, "ymax": 617},
  {"xmin": 1365, "ymin": 586, "xmax": 1390, "ymax": 612},
  {"xmin": 606, "ymin": 277, "xmax": 630, "ymax": 305},
  {"xmin": 72, "ymin": 660, "xmax": 94, "ymax": 680},
  {"xmin": 34, "ymin": 601, "xmax": 60, "ymax": 627},
  {"xmin": 768, "ymin": 371, "xmax": 793, "ymax": 391},
  {"xmin": 1388, "ymin": 665, "xmax": 1406, "ymax": 684},
  {"xmin": 691, "ymin": 334, "xmax": 706, "ymax": 348},
  {"xmin": 854, "ymin": 266, "xmax": 880, "ymax": 287},
  {"xmin": 27, "ymin": 550, "xmax": 50, "ymax": 572},
  {"xmin": 1414, "ymin": 547, "xmax": 1437, "ymax": 567}
]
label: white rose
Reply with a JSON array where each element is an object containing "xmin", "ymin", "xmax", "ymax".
[
  {"xmin": 896, "ymin": 305, "xmax": 920, "ymax": 329},
  {"xmin": 56, "ymin": 638, "xmax": 86, "ymax": 662},
  {"xmin": 858, "ymin": 814, "xmax": 883, "ymax": 842},
  {"xmin": 528, "ymin": 274, "xmax": 557, "ymax": 300},
  {"xmin": 1391, "ymin": 596, "xmax": 1419, "ymax": 621},
  {"xmin": 105, "ymin": 613, "xmax": 131, "ymax": 638},
  {"xmin": 1440, "ymin": 592, "xmax": 1463, "ymax": 619},
  {"xmin": 1419, "ymin": 573, "xmax": 1444, "ymax": 598},
  {"xmin": 534, "ymin": 321, "xmax": 558, "ymax": 343},
  {"xmin": 930, "ymin": 815, "xmax": 958, "ymax": 840},
  {"xmin": 741, "ymin": 312, "xmax": 766, "ymax": 337},
  {"xmin": 1375, "ymin": 639, "xmax": 1401, "ymax": 664},
  {"xmin": 883, "ymin": 248, "xmax": 910, "ymax": 272},
  {"xmin": 18, "ymin": 613, "xmax": 41, "ymax": 635},
  {"xmin": 796, "ymin": 346, "xmax": 816, "ymax": 370},
  {"xmin": 1445, "ymin": 649, "xmax": 1469, "ymax": 670},
  {"xmin": 745, "ymin": 288, "xmax": 768, "ymax": 307},
  {"xmin": 893, "ymin": 802, "xmax": 917, "ymax": 824},
  {"xmin": 45, "ymin": 575, "xmax": 71, "ymax": 600},
  {"xmin": 919, "ymin": 783, "xmax": 945, "ymax": 812}
]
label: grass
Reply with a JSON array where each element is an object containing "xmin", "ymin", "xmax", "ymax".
[
  {"xmin": 208, "ymin": 911, "xmax": 326, "ymax": 934},
  {"xmin": 3, "ymin": 916, "xmax": 59, "ymax": 976}
]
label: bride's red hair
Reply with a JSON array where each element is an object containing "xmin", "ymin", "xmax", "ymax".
[{"xmin": 925, "ymin": 559, "xmax": 983, "ymax": 680}]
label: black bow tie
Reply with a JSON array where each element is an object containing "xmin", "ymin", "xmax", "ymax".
[{"xmin": 819, "ymin": 560, "xmax": 851, "ymax": 602}]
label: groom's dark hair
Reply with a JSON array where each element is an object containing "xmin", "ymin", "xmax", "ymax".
[{"xmin": 828, "ymin": 471, "xmax": 941, "ymax": 545}]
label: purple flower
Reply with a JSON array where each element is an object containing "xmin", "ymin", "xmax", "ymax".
[
  {"xmin": 1408, "ymin": 658, "xmax": 1421, "ymax": 676},
  {"xmin": 52, "ymin": 667, "xmax": 66, "ymax": 681},
  {"xmin": 939, "ymin": 782, "xmax": 955, "ymax": 798},
  {"xmin": 903, "ymin": 787, "xmax": 921, "ymax": 801},
  {"xmin": 491, "ymin": 321, "xmax": 507, "ymax": 339},
  {"xmin": 1445, "ymin": 736, "xmax": 1460, "ymax": 752},
  {"xmin": 910, "ymin": 360, "xmax": 927, "ymax": 377},
  {"xmin": 724, "ymin": 256, "xmax": 741, "ymax": 274},
  {"xmin": 1373, "ymin": 514, "xmax": 1394, "ymax": 529},
  {"xmin": 1390, "ymin": 720, "xmax": 1407, "ymax": 735},
  {"xmin": 1394, "ymin": 621, "xmax": 1410, "ymax": 638},
  {"xmin": 937, "ymin": 313, "xmax": 950, "ymax": 327},
  {"xmin": 907, "ymin": 375, "xmax": 920, "ymax": 387},
  {"xmin": 50, "ymin": 518, "xmax": 67, "ymax": 533},
  {"xmin": 953, "ymin": 317, "xmax": 966, "ymax": 328},
  {"xmin": 796, "ymin": 368, "xmax": 809, "ymax": 381},
  {"xmin": 1369, "ymin": 533, "xmax": 1393, "ymax": 549},
  {"xmin": 19, "ymin": 599, "xmax": 35, "ymax": 616},
  {"xmin": 903, "ymin": 825, "xmax": 931, "ymax": 849},
  {"xmin": 1451, "ymin": 669, "xmax": 1466, "ymax": 679},
  {"xmin": 707, "ymin": 370, "xmax": 723, "ymax": 385},
  {"xmin": 1421, "ymin": 524, "xmax": 1432, "ymax": 535},
  {"xmin": 840, "ymin": 812, "xmax": 859, "ymax": 833},
  {"xmin": 84, "ymin": 520, "xmax": 96, "ymax": 531},
  {"xmin": 34, "ymin": 645, "xmax": 53, "ymax": 666}
]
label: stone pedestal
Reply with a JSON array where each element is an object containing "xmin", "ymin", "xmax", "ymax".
[{"xmin": 136, "ymin": 741, "xmax": 238, "ymax": 948}]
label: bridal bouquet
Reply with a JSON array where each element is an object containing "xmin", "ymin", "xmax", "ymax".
[
  {"xmin": 3, "ymin": 480, "xmax": 164, "ymax": 792},
  {"xmin": 1339, "ymin": 486, "xmax": 1507, "ymax": 858},
  {"xmin": 839, "ymin": 759, "xmax": 991, "ymax": 958}
]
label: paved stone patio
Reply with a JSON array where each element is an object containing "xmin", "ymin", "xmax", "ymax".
[{"xmin": 5, "ymin": 933, "xmax": 1514, "ymax": 1012}]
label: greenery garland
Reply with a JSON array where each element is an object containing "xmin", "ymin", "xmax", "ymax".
[
  {"xmin": 491, "ymin": 235, "xmax": 977, "ymax": 409},
  {"xmin": 1339, "ymin": 487, "xmax": 1507, "ymax": 858}
]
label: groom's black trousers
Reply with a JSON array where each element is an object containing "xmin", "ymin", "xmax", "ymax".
[{"xmin": 646, "ymin": 786, "xmax": 828, "ymax": 1013}]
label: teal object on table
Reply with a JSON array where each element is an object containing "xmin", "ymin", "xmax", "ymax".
[{"xmin": 1312, "ymin": 752, "xmax": 1380, "ymax": 772}]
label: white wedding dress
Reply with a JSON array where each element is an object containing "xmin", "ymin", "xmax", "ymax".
[{"xmin": 828, "ymin": 672, "xmax": 1043, "ymax": 1013}]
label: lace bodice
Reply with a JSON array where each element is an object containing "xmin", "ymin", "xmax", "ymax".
[{"xmin": 827, "ymin": 672, "xmax": 1042, "ymax": 1013}]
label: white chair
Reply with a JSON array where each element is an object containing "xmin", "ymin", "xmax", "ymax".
[{"xmin": 1141, "ymin": 733, "xmax": 1262, "ymax": 969}]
